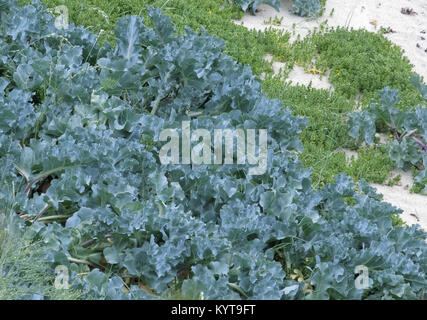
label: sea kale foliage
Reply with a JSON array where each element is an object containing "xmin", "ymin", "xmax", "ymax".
[
  {"xmin": 0, "ymin": 0, "xmax": 426, "ymax": 299},
  {"xmin": 233, "ymin": 0, "xmax": 322, "ymax": 18},
  {"xmin": 291, "ymin": 0, "xmax": 322, "ymax": 18},
  {"xmin": 348, "ymin": 83, "xmax": 427, "ymax": 193},
  {"xmin": 233, "ymin": 0, "xmax": 281, "ymax": 14}
]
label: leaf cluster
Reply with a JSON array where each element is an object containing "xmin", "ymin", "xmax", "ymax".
[
  {"xmin": 233, "ymin": 0, "xmax": 323, "ymax": 18},
  {"xmin": 291, "ymin": 0, "xmax": 322, "ymax": 18},
  {"xmin": 348, "ymin": 84, "xmax": 426, "ymax": 192}
]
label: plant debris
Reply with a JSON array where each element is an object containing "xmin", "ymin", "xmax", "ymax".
[
  {"xmin": 379, "ymin": 26, "xmax": 396, "ymax": 34},
  {"xmin": 401, "ymin": 7, "xmax": 417, "ymax": 15},
  {"xmin": 385, "ymin": 27, "xmax": 396, "ymax": 33},
  {"xmin": 410, "ymin": 213, "xmax": 420, "ymax": 222}
]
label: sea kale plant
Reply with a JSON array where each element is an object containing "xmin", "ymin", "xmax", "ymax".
[
  {"xmin": 233, "ymin": 0, "xmax": 281, "ymax": 14},
  {"xmin": 291, "ymin": 0, "xmax": 322, "ymax": 18},
  {"xmin": 348, "ymin": 82, "xmax": 427, "ymax": 193},
  {"xmin": 0, "ymin": 0, "xmax": 426, "ymax": 299},
  {"xmin": 233, "ymin": 0, "xmax": 322, "ymax": 18}
]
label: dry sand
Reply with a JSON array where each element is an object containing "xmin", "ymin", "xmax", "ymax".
[
  {"xmin": 235, "ymin": 0, "xmax": 427, "ymax": 229},
  {"xmin": 371, "ymin": 170, "xmax": 427, "ymax": 230}
]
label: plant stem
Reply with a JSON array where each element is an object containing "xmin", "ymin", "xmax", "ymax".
[
  {"xmin": 24, "ymin": 165, "xmax": 80, "ymax": 194},
  {"xmin": 36, "ymin": 215, "xmax": 71, "ymax": 222},
  {"xmin": 33, "ymin": 204, "xmax": 50, "ymax": 222},
  {"xmin": 150, "ymin": 94, "xmax": 162, "ymax": 115},
  {"xmin": 412, "ymin": 137, "xmax": 427, "ymax": 151},
  {"xmin": 68, "ymin": 257, "xmax": 94, "ymax": 266}
]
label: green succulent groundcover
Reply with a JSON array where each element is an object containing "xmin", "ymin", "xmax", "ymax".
[{"xmin": 0, "ymin": 0, "xmax": 426, "ymax": 299}]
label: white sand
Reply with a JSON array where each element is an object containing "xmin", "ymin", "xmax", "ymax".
[
  {"xmin": 372, "ymin": 170, "xmax": 427, "ymax": 230},
  {"xmin": 235, "ymin": 0, "xmax": 427, "ymax": 229},
  {"xmin": 286, "ymin": 65, "xmax": 333, "ymax": 90},
  {"xmin": 262, "ymin": 54, "xmax": 333, "ymax": 88}
]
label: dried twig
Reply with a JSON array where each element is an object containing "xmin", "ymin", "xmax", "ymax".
[
  {"xmin": 401, "ymin": 7, "xmax": 417, "ymax": 15},
  {"xmin": 410, "ymin": 213, "xmax": 420, "ymax": 222}
]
